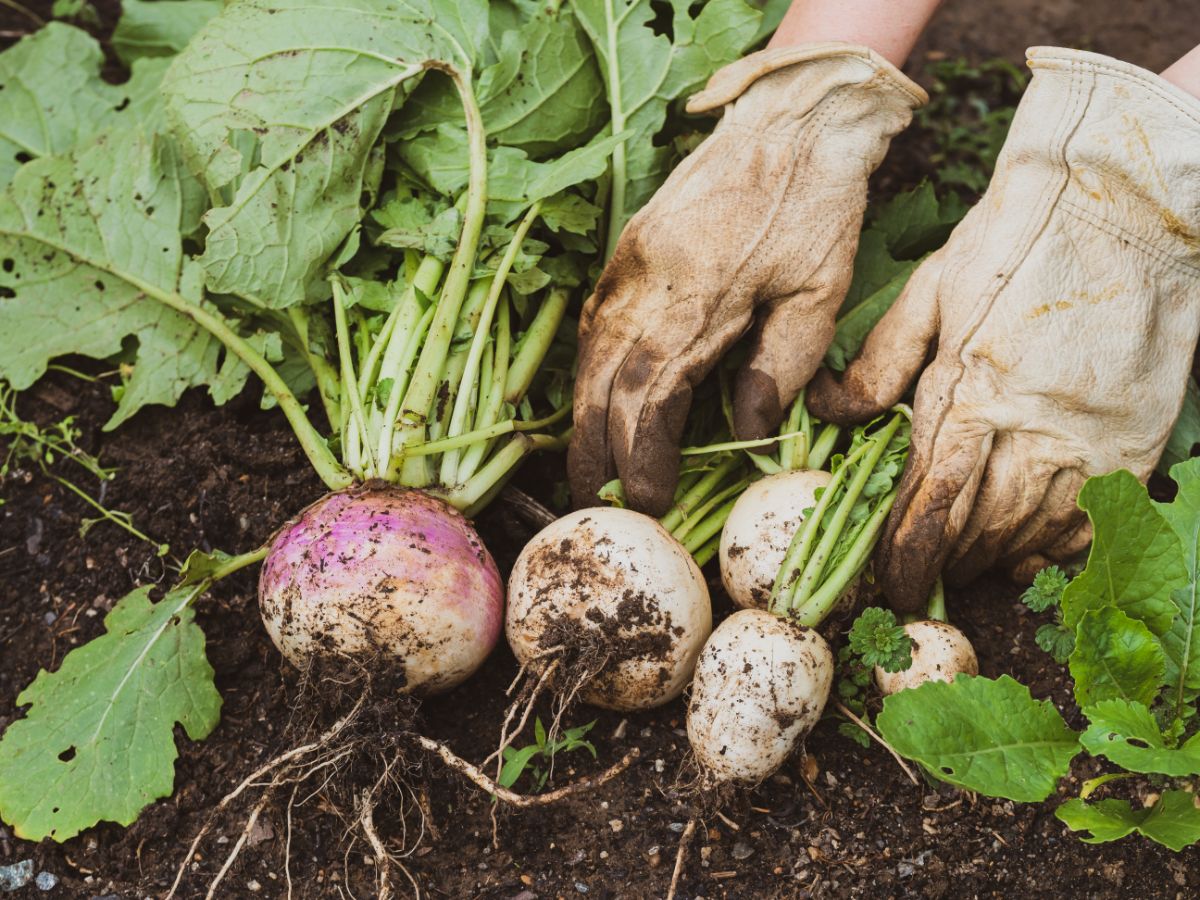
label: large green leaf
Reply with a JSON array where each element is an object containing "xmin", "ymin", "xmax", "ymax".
[
  {"xmin": 0, "ymin": 24, "xmax": 164, "ymax": 189},
  {"xmin": 1057, "ymin": 791, "xmax": 1200, "ymax": 851},
  {"xmin": 1154, "ymin": 458, "xmax": 1200, "ymax": 721},
  {"xmin": 162, "ymin": 0, "xmax": 490, "ymax": 308},
  {"xmin": 0, "ymin": 126, "xmax": 244, "ymax": 428},
  {"xmin": 1061, "ymin": 469, "xmax": 1184, "ymax": 636},
  {"xmin": 0, "ymin": 584, "xmax": 220, "ymax": 841},
  {"xmin": 1159, "ymin": 377, "xmax": 1200, "ymax": 476},
  {"xmin": 112, "ymin": 0, "xmax": 222, "ymax": 66},
  {"xmin": 570, "ymin": 0, "xmax": 760, "ymax": 254},
  {"xmin": 1068, "ymin": 607, "xmax": 1165, "ymax": 708},
  {"xmin": 876, "ymin": 675, "xmax": 1079, "ymax": 802},
  {"xmin": 1080, "ymin": 699, "xmax": 1200, "ymax": 776}
]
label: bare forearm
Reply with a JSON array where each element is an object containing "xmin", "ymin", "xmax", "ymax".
[
  {"xmin": 1162, "ymin": 45, "xmax": 1200, "ymax": 99},
  {"xmin": 768, "ymin": 0, "xmax": 945, "ymax": 67}
]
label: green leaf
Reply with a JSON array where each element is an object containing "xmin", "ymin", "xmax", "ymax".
[
  {"xmin": 1061, "ymin": 470, "xmax": 1184, "ymax": 637},
  {"xmin": 498, "ymin": 743, "xmax": 543, "ymax": 789},
  {"xmin": 571, "ymin": 0, "xmax": 760, "ymax": 252},
  {"xmin": 1068, "ymin": 607, "xmax": 1165, "ymax": 708},
  {"xmin": 1080, "ymin": 699, "xmax": 1200, "ymax": 776},
  {"xmin": 847, "ymin": 607, "xmax": 912, "ymax": 673},
  {"xmin": 868, "ymin": 180, "xmax": 965, "ymax": 259},
  {"xmin": 1159, "ymin": 377, "xmax": 1200, "ymax": 476},
  {"xmin": 876, "ymin": 675, "xmax": 1079, "ymax": 802},
  {"xmin": 112, "ymin": 0, "xmax": 222, "ymax": 66},
  {"xmin": 0, "ymin": 24, "xmax": 163, "ymax": 188},
  {"xmin": 0, "ymin": 584, "xmax": 220, "ymax": 841},
  {"xmin": 1057, "ymin": 791, "xmax": 1200, "ymax": 851},
  {"xmin": 540, "ymin": 193, "xmax": 603, "ymax": 235},
  {"xmin": 1154, "ymin": 458, "xmax": 1200, "ymax": 722},
  {"xmin": 162, "ymin": 0, "xmax": 489, "ymax": 308},
  {"xmin": 1021, "ymin": 565, "xmax": 1070, "ymax": 613},
  {"xmin": 0, "ymin": 126, "xmax": 240, "ymax": 428},
  {"xmin": 1035, "ymin": 622, "xmax": 1075, "ymax": 664},
  {"xmin": 825, "ymin": 258, "xmax": 917, "ymax": 372}
]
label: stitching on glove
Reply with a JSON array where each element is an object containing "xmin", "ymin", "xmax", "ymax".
[
  {"xmin": 1032, "ymin": 54, "xmax": 1200, "ymax": 127},
  {"xmin": 1059, "ymin": 198, "xmax": 1200, "ymax": 277}
]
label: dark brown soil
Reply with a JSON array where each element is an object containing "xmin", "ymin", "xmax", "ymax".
[{"xmin": 2, "ymin": 2, "xmax": 1199, "ymax": 899}]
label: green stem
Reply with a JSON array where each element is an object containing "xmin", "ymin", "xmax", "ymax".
[
  {"xmin": 780, "ymin": 393, "xmax": 809, "ymax": 471},
  {"xmin": 602, "ymin": 5, "xmax": 628, "ymax": 262},
  {"xmin": 331, "ymin": 279, "xmax": 376, "ymax": 478},
  {"xmin": 504, "ymin": 286, "xmax": 569, "ymax": 403},
  {"xmin": 286, "ymin": 307, "xmax": 342, "ymax": 431},
  {"xmin": 794, "ymin": 488, "xmax": 898, "ymax": 626},
  {"xmin": 441, "ymin": 433, "xmax": 564, "ymax": 511},
  {"xmin": 394, "ymin": 72, "xmax": 488, "ymax": 472},
  {"xmin": 682, "ymin": 495, "xmax": 741, "ymax": 555},
  {"xmin": 458, "ymin": 296, "xmax": 511, "ymax": 482},
  {"xmin": 926, "ymin": 578, "xmax": 947, "ymax": 622},
  {"xmin": 659, "ymin": 457, "xmax": 740, "ymax": 534},
  {"xmin": 786, "ymin": 416, "xmax": 902, "ymax": 613},
  {"xmin": 807, "ymin": 424, "xmax": 840, "ymax": 471},
  {"xmin": 692, "ymin": 533, "xmax": 723, "ymax": 568},
  {"xmin": 673, "ymin": 477, "xmax": 750, "ymax": 544},
  {"xmin": 440, "ymin": 204, "xmax": 540, "ymax": 486},
  {"xmin": 52, "ymin": 474, "xmax": 167, "ymax": 556}
]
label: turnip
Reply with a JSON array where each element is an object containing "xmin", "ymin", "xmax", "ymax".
[
  {"xmin": 688, "ymin": 408, "xmax": 912, "ymax": 785},
  {"xmin": 260, "ymin": 485, "xmax": 504, "ymax": 695},
  {"xmin": 874, "ymin": 584, "xmax": 978, "ymax": 695},
  {"xmin": 507, "ymin": 507, "xmax": 712, "ymax": 711}
]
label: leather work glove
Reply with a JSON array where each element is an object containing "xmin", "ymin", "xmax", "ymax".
[
  {"xmin": 568, "ymin": 43, "xmax": 927, "ymax": 515},
  {"xmin": 809, "ymin": 47, "xmax": 1200, "ymax": 612}
]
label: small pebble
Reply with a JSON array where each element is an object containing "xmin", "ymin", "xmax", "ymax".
[
  {"xmin": 646, "ymin": 847, "xmax": 662, "ymax": 868},
  {"xmin": 608, "ymin": 819, "xmax": 623, "ymax": 833},
  {"xmin": 668, "ymin": 822, "xmax": 685, "ymax": 833},
  {"xmin": 574, "ymin": 881, "xmax": 589, "ymax": 893},
  {"xmin": 42, "ymin": 611, "xmax": 56, "ymax": 626},
  {"xmin": 0, "ymin": 860, "xmax": 33, "ymax": 892},
  {"xmin": 513, "ymin": 892, "xmax": 536, "ymax": 900},
  {"xmin": 654, "ymin": 758, "xmax": 665, "ymax": 773},
  {"xmin": 246, "ymin": 880, "xmax": 262, "ymax": 892},
  {"xmin": 731, "ymin": 841, "xmax": 754, "ymax": 861},
  {"xmin": 35, "ymin": 872, "xmax": 57, "ymax": 891},
  {"xmin": 611, "ymin": 719, "xmax": 628, "ymax": 740}
]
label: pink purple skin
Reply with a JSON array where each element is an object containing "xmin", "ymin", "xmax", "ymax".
[{"xmin": 259, "ymin": 485, "xmax": 503, "ymax": 694}]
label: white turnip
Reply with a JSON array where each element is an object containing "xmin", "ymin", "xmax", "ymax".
[
  {"xmin": 687, "ymin": 609, "xmax": 833, "ymax": 784},
  {"xmin": 874, "ymin": 620, "xmax": 978, "ymax": 695},
  {"xmin": 720, "ymin": 470, "xmax": 832, "ymax": 610},
  {"xmin": 259, "ymin": 484, "xmax": 503, "ymax": 695},
  {"xmin": 506, "ymin": 507, "xmax": 712, "ymax": 711}
]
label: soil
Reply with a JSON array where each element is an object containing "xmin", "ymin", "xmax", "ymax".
[{"xmin": 2, "ymin": 1, "xmax": 1200, "ymax": 899}]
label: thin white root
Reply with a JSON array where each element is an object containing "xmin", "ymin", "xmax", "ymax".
[
  {"xmin": 835, "ymin": 701, "xmax": 919, "ymax": 786},
  {"xmin": 416, "ymin": 735, "xmax": 639, "ymax": 806},
  {"xmin": 486, "ymin": 658, "xmax": 560, "ymax": 775},
  {"xmin": 665, "ymin": 818, "xmax": 697, "ymax": 900},
  {"xmin": 167, "ymin": 695, "xmax": 366, "ymax": 899},
  {"xmin": 205, "ymin": 792, "xmax": 270, "ymax": 900},
  {"xmin": 359, "ymin": 791, "xmax": 393, "ymax": 900}
]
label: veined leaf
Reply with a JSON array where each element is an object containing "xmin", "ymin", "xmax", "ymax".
[
  {"xmin": 162, "ymin": 0, "xmax": 490, "ymax": 308},
  {"xmin": 1159, "ymin": 378, "xmax": 1200, "ymax": 476},
  {"xmin": 0, "ymin": 24, "xmax": 164, "ymax": 189},
  {"xmin": 876, "ymin": 674, "xmax": 1079, "ymax": 803},
  {"xmin": 0, "ymin": 125, "xmax": 242, "ymax": 428},
  {"xmin": 1068, "ymin": 607, "xmax": 1165, "ymax": 708},
  {"xmin": 1061, "ymin": 469, "xmax": 1183, "ymax": 637},
  {"xmin": 0, "ymin": 584, "xmax": 220, "ymax": 841},
  {"xmin": 570, "ymin": 0, "xmax": 760, "ymax": 255},
  {"xmin": 1057, "ymin": 791, "xmax": 1200, "ymax": 851},
  {"xmin": 1154, "ymin": 458, "xmax": 1200, "ymax": 721},
  {"xmin": 112, "ymin": 0, "xmax": 222, "ymax": 66},
  {"xmin": 1080, "ymin": 699, "xmax": 1200, "ymax": 776}
]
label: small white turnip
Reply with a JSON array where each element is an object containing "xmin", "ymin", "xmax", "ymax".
[
  {"xmin": 506, "ymin": 507, "xmax": 712, "ymax": 711},
  {"xmin": 874, "ymin": 620, "xmax": 978, "ymax": 695},
  {"xmin": 719, "ymin": 470, "xmax": 832, "ymax": 610},
  {"xmin": 687, "ymin": 608, "xmax": 833, "ymax": 784}
]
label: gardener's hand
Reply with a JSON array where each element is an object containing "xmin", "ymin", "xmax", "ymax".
[
  {"xmin": 568, "ymin": 44, "xmax": 926, "ymax": 515},
  {"xmin": 809, "ymin": 48, "xmax": 1200, "ymax": 611}
]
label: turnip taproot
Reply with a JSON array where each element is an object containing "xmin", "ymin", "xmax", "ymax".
[
  {"xmin": 507, "ymin": 507, "xmax": 712, "ymax": 711},
  {"xmin": 260, "ymin": 485, "xmax": 503, "ymax": 695}
]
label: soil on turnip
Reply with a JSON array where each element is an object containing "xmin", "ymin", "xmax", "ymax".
[{"xmin": 3, "ymin": 1, "xmax": 1200, "ymax": 897}]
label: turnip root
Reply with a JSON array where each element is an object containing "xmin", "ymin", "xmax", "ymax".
[
  {"xmin": 687, "ymin": 609, "xmax": 833, "ymax": 784},
  {"xmin": 874, "ymin": 620, "xmax": 978, "ymax": 695},
  {"xmin": 259, "ymin": 484, "xmax": 503, "ymax": 695},
  {"xmin": 720, "ymin": 470, "xmax": 831, "ymax": 609},
  {"xmin": 506, "ymin": 507, "xmax": 712, "ymax": 711}
]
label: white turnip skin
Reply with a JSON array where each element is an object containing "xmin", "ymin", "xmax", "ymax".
[
  {"xmin": 506, "ymin": 507, "xmax": 712, "ymax": 712},
  {"xmin": 259, "ymin": 484, "xmax": 503, "ymax": 695},
  {"xmin": 687, "ymin": 609, "xmax": 834, "ymax": 784},
  {"xmin": 719, "ymin": 470, "xmax": 832, "ymax": 610},
  {"xmin": 874, "ymin": 621, "xmax": 978, "ymax": 695}
]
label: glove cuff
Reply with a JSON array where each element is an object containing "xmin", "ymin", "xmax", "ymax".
[
  {"xmin": 1017, "ymin": 46, "xmax": 1200, "ymax": 269},
  {"xmin": 685, "ymin": 42, "xmax": 928, "ymax": 115}
]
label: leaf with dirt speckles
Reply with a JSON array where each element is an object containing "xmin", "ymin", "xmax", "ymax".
[
  {"xmin": 1057, "ymin": 791, "xmax": 1200, "ymax": 850},
  {"xmin": 112, "ymin": 0, "xmax": 222, "ymax": 66},
  {"xmin": 0, "ymin": 583, "xmax": 220, "ymax": 842},
  {"xmin": 161, "ymin": 0, "xmax": 490, "ymax": 308}
]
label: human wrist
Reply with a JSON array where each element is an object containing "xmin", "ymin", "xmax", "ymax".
[
  {"xmin": 767, "ymin": 0, "xmax": 943, "ymax": 67},
  {"xmin": 1161, "ymin": 45, "xmax": 1200, "ymax": 100}
]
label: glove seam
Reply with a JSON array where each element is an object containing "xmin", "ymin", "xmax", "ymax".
[{"xmin": 1058, "ymin": 198, "xmax": 1200, "ymax": 277}]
